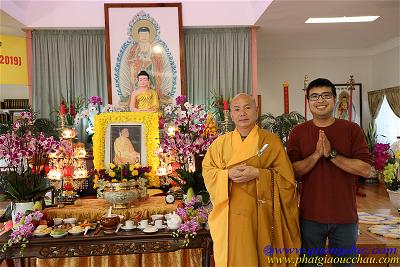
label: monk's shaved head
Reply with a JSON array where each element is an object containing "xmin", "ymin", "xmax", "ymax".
[
  {"xmin": 231, "ymin": 93, "xmax": 256, "ymax": 108},
  {"xmin": 230, "ymin": 93, "xmax": 258, "ymax": 136}
]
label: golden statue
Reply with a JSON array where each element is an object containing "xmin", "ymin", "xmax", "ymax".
[{"xmin": 129, "ymin": 70, "xmax": 160, "ymax": 112}]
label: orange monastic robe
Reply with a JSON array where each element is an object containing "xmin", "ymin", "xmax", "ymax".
[{"xmin": 202, "ymin": 125, "xmax": 300, "ymax": 267}]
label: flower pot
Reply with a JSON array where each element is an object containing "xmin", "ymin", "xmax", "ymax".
[
  {"xmin": 387, "ymin": 189, "xmax": 400, "ymax": 210},
  {"xmin": 11, "ymin": 201, "xmax": 34, "ymax": 225},
  {"xmin": 103, "ymin": 181, "xmax": 140, "ymax": 209}
]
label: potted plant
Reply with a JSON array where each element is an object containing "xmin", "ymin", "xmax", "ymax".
[
  {"xmin": 0, "ymin": 112, "xmax": 60, "ymax": 223},
  {"xmin": 364, "ymin": 122, "xmax": 377, "ymax": 152},
  {"xmin": 158, "ymin": 96, "xmax": 218, "ymax": 200},
  {"xmin": 259, "ymin": 111, "xmax": 305, "ymax": 146},
  {"xmin": 382, "ymin": 142, "xmax": 400, "ymax": 209},
  {"xmin": 372, "ymin": 143, "xmax": 392, "ymax": 183}
]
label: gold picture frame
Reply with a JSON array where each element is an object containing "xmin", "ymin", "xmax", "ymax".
[{"xmin": 93, "ymin": 112, "xmax": 159, "ymax": 171}]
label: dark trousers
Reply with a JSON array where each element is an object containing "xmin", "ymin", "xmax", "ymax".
[{"xmin": 300, "ymin": 218, "xmax": 358, "ymax": 267}]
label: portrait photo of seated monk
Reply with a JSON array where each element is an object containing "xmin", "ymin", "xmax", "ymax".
[{"xmin": 113, "ymin": 127, "xmax": 140, "ymax": 164}]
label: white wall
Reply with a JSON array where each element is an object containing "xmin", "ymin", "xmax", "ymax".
[
  {"xmin": 258, "ymin": 55, "xmax": 372, "ymax": 127},
  {"xmin": 258, "ymin": 39, "xmax": 400, "ymax": 129},
  {"xmin": 371, "ymin": 46, "xmax": 400, "ymax": 90},
  {"xmin": 0, "ymin": 84, "xmax": 29, "ymax": 102}
]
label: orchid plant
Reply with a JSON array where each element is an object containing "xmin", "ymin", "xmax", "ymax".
[
  {"xmin": 172, "ymin": 197, "xmax": 210, "ymax": 247},
  {"xmin": 74, "ymin": 96, "xmax": 113, "ymax": 135},
  {"xmin": 0, "ymin": 112, "xmax": 60, "ymax": 203},
  {"xmin": 159, "ymin": 95, "xmax": 217, "ymax": 166},
  {"xmin": 1, "ymin": 210, "xmax": 43, "ymax": 255},
  {"xmin": 372, "ymin": 143, "xmax": 391, "ymax": 171}
]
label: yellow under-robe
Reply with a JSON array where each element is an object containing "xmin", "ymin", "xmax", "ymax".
[
  {"xmin": 135, "ymin": 89, "xmax": 160, "ymax": 111},
  {"xmin": 202, "ymin": 125, "xmax": 300, "ymax": 267},
  {"xmin": 113, "ymin": 136, "xmax": 139, "ymax": 164}
]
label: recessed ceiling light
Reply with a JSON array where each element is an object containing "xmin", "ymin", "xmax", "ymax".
[{"xmin": 305, "ymin": 16, "xmax": 380, "ymax": 23}]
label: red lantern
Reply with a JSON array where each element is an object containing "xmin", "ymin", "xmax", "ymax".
[
  {"xmin": 63, "ymin": 166, "xmax": 73, "ymax": 177},
  {"xmin": 171, "ymin": 162, "xmax": 181, "ymax": 171}
]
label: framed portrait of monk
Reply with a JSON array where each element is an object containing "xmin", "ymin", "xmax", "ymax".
[
  {"xmin": 93, "ymin": 112, "xmax": 160, "ymax": 171},
  {"xmin": 333, "ymin": 83, "xmax": 362, "ymax": 127},
  {"xmin": 105, "ymin": 3, "xmax": 185, "ymax": 109},
  {"xmin": 110, "ymin": 125, "xmax": 142, "ymax": 165}
]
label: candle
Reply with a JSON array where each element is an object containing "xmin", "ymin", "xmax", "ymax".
[
  {"xmin": 283, "ymin": 81, "xmax": 289, "ymax": 114},
  {"xmin": 223, "ymin": 100, "xmax": 229, "ymax": 111},
  {"xmin": 108, "ymin": 206, "xmax": 112, "ymax": 217}
]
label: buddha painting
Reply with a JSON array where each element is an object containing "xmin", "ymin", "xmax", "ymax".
[{"xmin": 112, "ymin": 127, "xmax": 140, "ymax": 165}]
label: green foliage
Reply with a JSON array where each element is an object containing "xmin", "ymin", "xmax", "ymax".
[
  {"xmin": 260, "ymin": 111, "xmax": 305, "ymax": 146},
  {"xmin": 206, "ymin": 89, "xmax": 231, "ymax": 122},
  {"xmin": 364, "ymin": 122, "xmax": 377, "ymax": 152}
]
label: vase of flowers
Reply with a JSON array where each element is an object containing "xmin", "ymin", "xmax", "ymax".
[
  {"xmin": 172, "ymin": 197, "xmax": 211, "ymax": 247},
  {"xmin": 0, "ymin": 112, "xmax": 60, "ymax": 224},
  {"xmin": 75, "ymin": 95, "xmax": 113, "ymax": 137},
  {"xmin": 1, "ymin": 209, "xmax": 44, "ymax": 255},
  {"xmin": 158, "ymin": 96, "xmax": 218, "ymax": 196},
  {"xmin": 382, "ymin": 147, "xmax": 400, "ymax": 209},
  {"xmin": 372, "ymin": 143, "xmax": 392, "ymax": 183},
  {"xmin": 93, "ymin": 163, "xmax": 151, "ymax": 208}
]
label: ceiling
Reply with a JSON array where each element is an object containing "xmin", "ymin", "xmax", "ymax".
[
  {"xmin": 1, "ymin": 0, "xmax": 399, "ymax": 55},
  {"xmin": 256, "ymin": 0, "xmax": 400, "ymax": 57}
]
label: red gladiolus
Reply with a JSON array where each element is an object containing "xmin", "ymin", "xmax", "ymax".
[
  {"xmin": 60, "ymin": 101, "xmax": 68, "ymax": 115},
  {"xmin": 69, "ymin": 103, "xmax": 76, "ymax": 116}
]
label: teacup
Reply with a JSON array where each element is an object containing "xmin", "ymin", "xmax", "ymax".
[
  {"xmin": 125, "ymin": 220, "xmax": 135, "ymax": 229},
  {"xmin": 151, "ymin": 214, "xmax": 164, "ymax": 221},
  {"xmin": 154, "ymin": 219, "xmax": 163, "ymax": 228},
  {"xmin": 139, "ymin": 219, "xmax": 148, "ymax": 228},
  {"xmin": 53, "ymin": 218, "xmax": 63, "ymax": 226}
]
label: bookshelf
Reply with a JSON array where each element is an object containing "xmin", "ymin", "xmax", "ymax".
[{"xmin": 0, "ymin": 99, "xmax": 29, "ymax": 123}]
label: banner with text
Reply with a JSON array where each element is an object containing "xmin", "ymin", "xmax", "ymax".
[{"xmin": 0, "ymin": 35, "xmax": 28, "ymax": 85}]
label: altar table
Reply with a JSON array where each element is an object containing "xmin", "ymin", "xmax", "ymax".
[{"xmin": 0, "ymin": 197, "xmax": 213, "ymax": 267}]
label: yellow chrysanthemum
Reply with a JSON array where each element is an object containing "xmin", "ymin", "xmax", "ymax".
[
  {"xmin": 109, "ymin": 171, "xmax": 116, "ymax": 178},
  {"xmin": 122, "ymin": 178, "xmax": 128, "ymax": 182},
  {"xmin": 131, "ymin": 170, "xmax": 139, "ymax": 176},
  {"xmin": 134, "ymin": 163, "xmax": 141, "ymax": 169},
  {"xmin": 129, "ymin": 165, "xmax": 135, "ymax": 171},
  {"xmin": 395, "ymin": 150, "xmax": 400, "ymax": 160},
  {"xmin": 111, "ymin": 179, "xmax": 118, "ymax": 182},
  {"xmin": 109, "ymin": 163, "xmax": 116, "ymax": 169}
]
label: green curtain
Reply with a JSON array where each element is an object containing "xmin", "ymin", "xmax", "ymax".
[
  {"xmin": 184, "ymin": 28, "xmax": 252, "ymax": 106},
  {"xmin": 31, "ymin": 30, "xmax": 107, "ymax": 140}
]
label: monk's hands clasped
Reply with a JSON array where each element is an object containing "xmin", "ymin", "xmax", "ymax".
[{"xmin": 228, "ymin": 164, "xmax": 259, "ymax": 183}]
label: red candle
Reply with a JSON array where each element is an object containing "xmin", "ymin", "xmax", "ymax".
[
  {"xmin": 223, "ymin": 100, "xmax": 229, "ymax": 111},
  {"xmin": 283, "ymin": 81, "xmax": 289, "ymax": 114}
]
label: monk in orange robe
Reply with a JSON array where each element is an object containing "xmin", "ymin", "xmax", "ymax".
[{"xmin": 202, "ymin": 93, "xmax": 300, "ymax": 267}]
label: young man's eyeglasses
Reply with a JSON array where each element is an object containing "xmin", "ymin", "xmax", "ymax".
[{"xmin": 308, "ymin": 92, "xmax": 334, "ymax": 101}]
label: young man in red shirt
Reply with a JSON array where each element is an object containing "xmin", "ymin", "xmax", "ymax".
[{"xmin": 287, "ymin": 78, "xmax": 372, "ymax": 267}]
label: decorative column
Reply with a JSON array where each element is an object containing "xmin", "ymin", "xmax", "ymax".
[
  {"xmin": 303, "ymin": 75, "xmax": 309, "ymax": 120},
  {"xmin": 347, "ymin": 75, "xmax": 355, "ymax": 123}
]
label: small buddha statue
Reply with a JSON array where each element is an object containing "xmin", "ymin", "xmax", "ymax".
[{"xmin": 129, "ymin": 70, "xmax": 160, "ymax": 112}]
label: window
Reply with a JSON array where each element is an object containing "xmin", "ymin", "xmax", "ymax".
[{"xmin": 375, "ymin": 96, "xmax": 400, "ymax": 144}]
